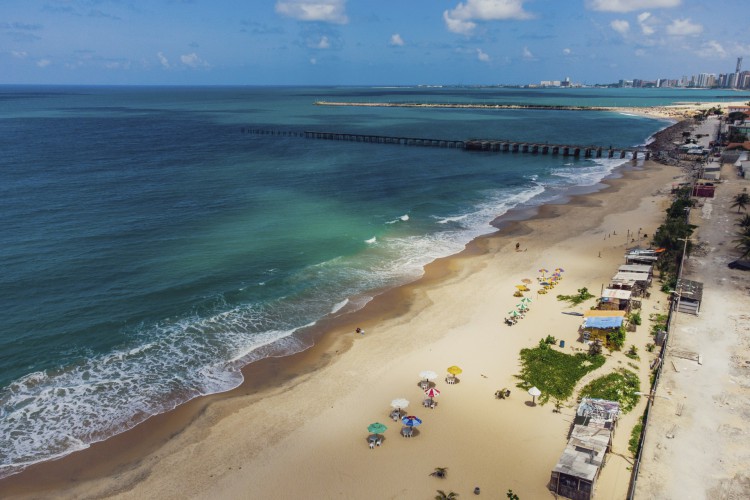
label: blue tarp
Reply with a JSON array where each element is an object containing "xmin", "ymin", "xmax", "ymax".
[{"xmin": 584, "ymin": 316, "xmax": 624, "ymax": 329}]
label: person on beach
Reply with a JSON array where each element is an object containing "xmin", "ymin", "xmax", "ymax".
[{"xmin": 356, "ymin": 327, "xmax": 364, "ymax": 335}]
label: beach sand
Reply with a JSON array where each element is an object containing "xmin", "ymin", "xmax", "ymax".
[{"xmin": 0, "ymin": 153, "xmax": 685, "ymax": 499}]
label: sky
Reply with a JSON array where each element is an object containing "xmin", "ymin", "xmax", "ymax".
[{"xmin": 1, "ymin": 0, "xmax": 748, "ymax": 86}]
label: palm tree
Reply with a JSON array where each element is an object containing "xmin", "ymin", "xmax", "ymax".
[
  {"xmin": 734, "ymin": 233, "xmax": 750, "ymax": 259},
  {"xmin": 435, "ymin": 490, "xmax": 458, "ymax": 500},
  {"xmin": 730, "ymin": 192, "xmax": 750, "ymax": 213},
  {"xmin": 736, "ymin": 214, "xmax": 750, "ymax": 230},
  {"xmin": 430, "ymin": 467, "xmax": 448, "ymax": 478}
]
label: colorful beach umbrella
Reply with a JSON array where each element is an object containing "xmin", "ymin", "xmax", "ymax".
[
  {"xmin": 555, "ymin": 268, "xmax": 565, "ymax": 273},
  {"xmin": 521, "ymin": 297, "xmax": 533, "ymax": 304},
  {"xmin": 521, "ymin": 278, "xmax": 532, "ymax": 284},
  {"xmin": 424, "ymin": 387, "xmax": 441, "ymax": 399},
  {"xmin": 509, "ymin": 310, "xmax": 521, "ymax": 317},
  {"xmin": 367, "ymin": 422, "xmax": 388, "ymax": 435},
  {"xmin": 446, "ymin": 366, "xmax": 463, "ymax": 376},
  {"xmin": 539, "ymin": 268, "xmax": 549, "ymax": 274},
  {"xmin": 401, "ymin": 415, "xmax": 423, "ymax": 427}
]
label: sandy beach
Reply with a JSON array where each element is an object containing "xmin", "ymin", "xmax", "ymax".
[
  {"xmin": 1, "ymin": 145, "xmax": 688, "ymax": 499},
  {"xmin": 3, "ymin": 102, "xmax": 748, "ymax": 499}
]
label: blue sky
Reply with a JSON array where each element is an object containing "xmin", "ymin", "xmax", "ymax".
[{"xmin": 2, "ymin": 0, "xmax": 748, "ymax": 85}]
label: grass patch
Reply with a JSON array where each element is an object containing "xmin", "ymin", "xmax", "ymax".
[
  {"xmin": 579, "ymin": 368, "xmax": 640, "ymax": 413},
  {"xmin": 516, "ymin": 341, "xmax": 606, "ymax": 405},
  {"xmin": 556, "ymin": 287, "xmax": 595, "ymax": 306},
  {"xmin": 649, "ymin": 313, "xmax": 668, "ymax": 337},
  {"xmin": 628, "ymin": 411, "xmax": 647, "ymax": 457}
]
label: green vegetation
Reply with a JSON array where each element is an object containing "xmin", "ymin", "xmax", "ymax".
[
  {"xmin": 629, "ymin": 310, "xmax": 642, "ymax": 326},
  {"xmin": 645, "ymin": 342, "xmax": 655, "ymax": 353},
  {"xmin": 543, "ymin": 335, "xmax": 557, "ymax": 345},
  {"xmin": 607, "ymin": 326, "xmax": 627, "ymax": 350},
  {"xmin": 507, "ymin": 490, "xmax": 520, "ymax": 500},
  {"xmin": 628, "ymin": 412, "xmax": 646, "ymax": 457},
  {"xmin": 625, "ymin": 345, "xmax": 639, "ymax": 360},
  {"xmin": 731, "ymin": 192, "xmax": 750, "ymax": 213},
  {"xmin": 516, "ymin": 340, "xmax": 606, "ymax": 405},
  {"xmin": 556, "ymin": 287, "xmax": 595, "ymax": 306},
  {"xmin": 652, "ymin": 187, "xmax": 696, "ymax": 285},
  {"xmin": 435, "ymin": 490, "xmax": 458, "ymax": 500},
  {"xmin": 649, "ymin": 313, "xmax": 668, "ymax": 337},
  {"xmin": 579, "ymin": 368, "xmax": 640, "ymax": 413}
]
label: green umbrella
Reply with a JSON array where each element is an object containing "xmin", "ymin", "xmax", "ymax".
[
  {"xmin": 367, "ymin": 422, "xmax": 388, "ymax": 435},
  {"xmin": 521, "ymin": 297, "xmax": 533, "ymax": 304},
  {"xmin": 509, "ymin": 310, "xmax": 521, "ymax": 317}
]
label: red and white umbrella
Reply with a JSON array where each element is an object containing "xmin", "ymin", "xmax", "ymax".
[{"xmin": 424, "ymin": 387, "xmax": 441, "ymax": 405}]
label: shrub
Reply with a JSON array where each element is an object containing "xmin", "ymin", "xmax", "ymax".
[
  {"xmin": 579, "ymin": 368, "xmax": 641, "ymax": 413},
  {"xmin": 557, "ymin": 287, "xmax": 595, "ymax": 306},
  {"xmin": 629, "ymin": 311, "xmax": 642, "ymax": 326}
]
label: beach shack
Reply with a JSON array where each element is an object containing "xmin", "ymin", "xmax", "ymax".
[
  {"xmin": 624, "ymin": 248, "xmax": 663, "ymax": 265},
  {"xmin": 580, "ymin": 310, "xmax": 626, "ymax": 344},
  {"xmin": 617, "ymin": 264, "xmax": 653, "ymax": 279},
  {"xmin": 610, "ymin": 271, "xmax": 651, "ymax": 298},
  {"xmin": 675, "ymin": 278, "xmax": 703, "ymax": 315},
  {"xmin": 692, "ymin": 181, "xmax": 715, "ymax": 198},
  {"xmin": 549, "ymin": 398, "xmax": 620, "ymax": 500},
  {"xmin": 599, "ymin": 288, "xmax": 633, "ymax": 312}
]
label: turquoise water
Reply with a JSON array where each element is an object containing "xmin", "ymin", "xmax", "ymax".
[{"xmin": 1, "ymin": 85, "xmax": 748, "ymax": 477}]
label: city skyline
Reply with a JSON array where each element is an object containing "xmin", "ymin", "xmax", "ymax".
[{"xmin": 2, "ymin": 0, "xmax": 749, "ymax": 86}]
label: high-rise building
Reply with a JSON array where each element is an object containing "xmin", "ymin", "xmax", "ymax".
[{"xmin": 734, "ymin": 57, "xmax": 743, "ymax": 88}]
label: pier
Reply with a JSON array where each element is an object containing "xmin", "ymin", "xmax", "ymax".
[{"xmin": 241, "ymin": 128, "xmax": 651, "ymax": 160}]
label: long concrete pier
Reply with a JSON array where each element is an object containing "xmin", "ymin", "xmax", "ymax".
[{"xmin": 241, "ymin": 128, "xmax": 651, "ymax": 160}]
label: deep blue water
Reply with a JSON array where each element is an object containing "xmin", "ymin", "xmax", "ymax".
[{"xmin": 1, "ymin": 85, "xmax": 748, "ymax": 477}]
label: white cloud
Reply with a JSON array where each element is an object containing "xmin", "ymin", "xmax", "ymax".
[
  {"xmin": 157, "ymin": 51, "xmax": 170, "ymax": 68},
  {"xmin": 444, "ymin": 0, "xmax": 533, "ymax": 35},
  {"xmin": 585, "ymin": 0, "xmax": 680, "ymax": 12},
  {"xmin": 310, "ymin": 57, "xmax": 317, "ymax": 64},
  {"xmin": 637, "ymin": 12, "xmax": 655, "ymax": 35},
  {"xmin": 389, "ymin": 33, "xmax": 404, "ymax": 46},
  {"xmin": 696, "ymin": 40, "xmax": 727, "ymax": 59},
  {"xmin": 635, "ymin": 48, "xmax": 646, "ymax": 56},
  {"xmin": 275, "ymin": 0, "xmax": 348, "ymax": 24},
  {"xmin": 36, "ymin": 58, "xmax": 51, "ymax": 68},
  {"xmin": 522, "ymin": 46, "xmax": 534, "ymax": 59},
  {"xmin": 310, "ymin": 36, "xmax": 330, "ymax": 49},
  {"xmin": 666, "ymin": 18, "xmax": 702, "ymax": 36},
  {"xmin": 610, "ymin": 19, "xmax": 630, "ymax": 35},
  {"xmin": 562, "ymin": 48, "xmax": 571, "ymax": 55},
  {"xmin": 12, "ymin": 50, "xmax": 28, "ymax": 59},
  {"xmin": 476, "ymin": 48, "xmax": 490, "ymax": 62},
  {"xmin": 180, "ymin": 53, "xmax": 208, "ymax": 68}
]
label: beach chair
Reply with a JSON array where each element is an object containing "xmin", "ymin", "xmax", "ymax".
[{"xmin": 376, "ymin": 438, "xmax": 383, "ymax": 446}]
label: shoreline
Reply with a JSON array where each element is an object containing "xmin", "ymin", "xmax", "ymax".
[
  {"xmin": 0, "ymin": 143, "xmax": 682, "ymax": 498},
  {"xmin": 315, "ymin": 99, "xmax": 749, "ymax": 120}
]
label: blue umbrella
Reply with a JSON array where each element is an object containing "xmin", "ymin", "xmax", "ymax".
[{"xmin": 401, "ymin": 415, "xmax": 423, "ymax": 427}]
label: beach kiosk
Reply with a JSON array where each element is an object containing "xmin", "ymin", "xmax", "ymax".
[
  {"xmin": 549, "ymin": 398, "xmax": 620, "ymax": 500},
  {"xmin": 580, "ymin": 310, "xmax": 626, "ymax": 345},
  {"xmin": 674, "ymin": 278, "xmax": 703, "ymax": 315}
]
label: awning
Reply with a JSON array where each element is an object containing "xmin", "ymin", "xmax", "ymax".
[
  {"xmin": 583, "ymin": 310, "xmax": 626, "ymax": 317},
  {"xmin": 612, "ymin": 272, "xmax": 650, "ymax": 282},
  {"xmin": 583, "ymin": 316, "xmax": 625, "ymax": 329},
  {"xmin": 618, "ymin": 264, "xmax": 652, "ymax": 274}
]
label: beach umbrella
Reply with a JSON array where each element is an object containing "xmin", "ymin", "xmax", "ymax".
[
  {"xmin": 424, "ymin": 387, "xmax": 441, "ymax": 402},
  {"xmin": 390, "ymin": 398, "xmax": 409, "ymax": 419},
  {"xmin": 367, "ymin": 422, "xmax": 388, "ymax": 435},
  {"xmin": 520, "ymin": 297, "xmax": 533, "ymax": 304},
  {"xmin": 446, "ymin": 366, "xmax": 462, "ymax": 376},
  {"xmin": 555, "ymin": 268, "xmax": 565, "ymax": 273},
  {"xmin": 508, "ymin": 310, "xmax": 521, "ymax": 317},
  {"xmin": 401, "ymin": 415, "xmax": 423, "ymax": 427},
  {"xmin": 528, "ymin": 386, "xmax": 541, "ymax": 405},
  {"xmin": 419, "ymin": 370, "xmax": 438, "ymax": 381},
  {"xmin": 538, "ymin": 268, "xmax": 549, "ymax": 275},
  {"xmin": 515, "ymin": 284, "xmax": 528, "ymax": 291},
  {"xmin": 521, "ymin": 278, "xmax": 532, "ymax": 284}
]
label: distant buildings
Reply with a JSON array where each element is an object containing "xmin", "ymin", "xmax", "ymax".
[{"xmin": 618, "ymin": 57, "xmax": 749, "ymax": 89}]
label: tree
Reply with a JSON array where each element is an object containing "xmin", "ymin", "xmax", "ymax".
[
  {"xmin": 731, "ymin": 192, "xmax": 750, "ymax": 213},
  {"xmin": 734, "ymin": 232, "xmax": 750, "ymax": 259},
  {"xmin": 435, "ymin": 490, "xmax": 458, "ymax": 500},
  {"xmin": 430, "ymin": 467, "xmax": 448, "ymax": 479},
  {"xmin": 736, "ymin": 214, "xmax": 750, "ymax": 230},
  {"xmin": 507, "ymin": 490, "xmax": 520, "ymax": 500}
]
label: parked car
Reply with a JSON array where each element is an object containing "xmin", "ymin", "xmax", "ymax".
[{"xmin": 727, "ymin": 259, "xmax": 750, "ymax": 270}]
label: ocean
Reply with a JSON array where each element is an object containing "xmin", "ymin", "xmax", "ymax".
[{"xmin": 0, "ymin": 85, "xmax": 746, "ymax": 477}]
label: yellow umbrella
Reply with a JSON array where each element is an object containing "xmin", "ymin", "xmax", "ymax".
[
  {"xmin": 515, "ymin": 284, "xmax": 529, "ymax": 291},
  {"xmin": 447, "ymin": 366, "xmax": 463, "ymax": 376}
]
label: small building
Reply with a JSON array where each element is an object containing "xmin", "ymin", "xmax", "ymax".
[
  {"xmin": 675, "ymin": 278, "xmax": 703, "ymax": 315},
  {"xmin": 625, "ymin": 247, "xmax": 664, "ymax": 265},
  {"xmin": 692, "ymin": 182, "xmax": 715, "ymax": 198},
  {"xmin": 618, "ymin": 264, "xmax": 653, "ymax": 278},
  {"xmin": 581, "ymin": 310, "xmax": 626, "ymax": 343},
  {"xmin": 599, "ymin": 288, "xmax": 633, "ymax": 311},
  {"xmin": 549, "ymin": 398, "xmax": 620, "ymax": 500},
  {"xmin": 702, "ymin": 164, "xmax": 721, "ymax": 181}
]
